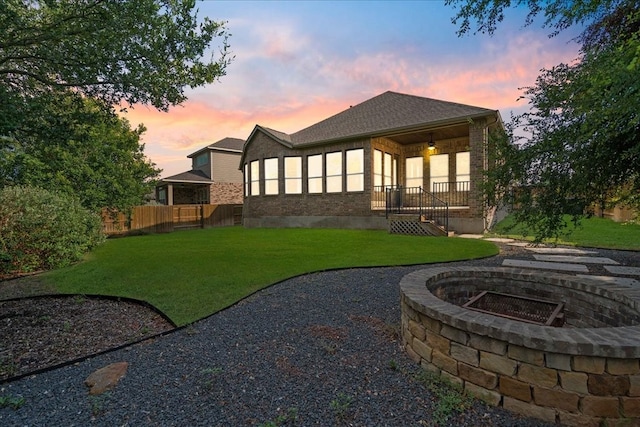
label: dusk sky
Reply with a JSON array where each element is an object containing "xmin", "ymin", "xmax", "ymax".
[{"xmin": 123, "ymin": 0, "xmax": 583, "ymax": 178}]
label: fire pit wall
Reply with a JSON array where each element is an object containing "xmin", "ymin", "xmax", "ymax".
[{"xmin": 400, "ymin": 267, "xmax": 640, "ymax": 427}]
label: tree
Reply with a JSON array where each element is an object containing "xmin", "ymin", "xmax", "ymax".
[
  {"xmin": 447, "ymin": 0, "xmax": 640, "ymax": 240},
  {"xmin": 1, "ymin": 0, "xmax": 231, "ymax": 111},
  {"xmin": 0, "ymin": 89, "xmax": 161, "ymax": 212},
  {"xmin": 0, "ymin": 0, "xmax": 231, "ymax": 212}
]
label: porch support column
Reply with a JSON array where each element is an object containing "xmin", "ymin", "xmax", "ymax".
[{"xmin": 167, "ymin": 184, "xmax": 174, "ymax": 206}]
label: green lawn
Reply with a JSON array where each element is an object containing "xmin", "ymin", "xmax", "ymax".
[
  {"xmin": 42, "ymin": 227, "xmax": 498, "ymax": 326},
  {"xmin": 491, "ymin": 215, "xmax": 640, "ymax": 251}
]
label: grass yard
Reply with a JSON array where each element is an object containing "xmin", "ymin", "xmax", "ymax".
[
  {"xmin": 41, "ymin": 227, "xmax": 498, "ymax": 326},
  {"xmin": 492, "ymin": 215, "xmax": 640, "ymax": 251}
]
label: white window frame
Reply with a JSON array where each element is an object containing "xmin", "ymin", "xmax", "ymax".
[
  {"xmin": 285, "ymin": 157, "xmax": 302, "ymax": 194},
  {"xmin": 373, "ymin": 150, "xmax": 383, "ymax": 188},
  {"xmin": 384, "ymin": 152, "xmax": 393, "ymax": 187},
  {"xmin": 346, "ymin": 149, "xmax": 364, "ymax": 192},
  {"xmin": 264, "ymin": 157, "xmax": 279, "ymax": 195},
  {"xmin": 307, "ymin": 154, "xmax": 323, "ymax": 194},
  {"xmin": 326, "ymin": 152, "xmax": 342, "ymax": 193},
  {"xmin": 250, "ymin": 160, "xmax": 260, "ymax": 196},
  {"xmin": 243, "ymin": 163, "xmax": 249, "ymax": 197}
]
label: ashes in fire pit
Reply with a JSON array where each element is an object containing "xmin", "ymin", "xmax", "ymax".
[{"xmin": 462, "ymin": 291, "xmax": 565, "ymax": 327}]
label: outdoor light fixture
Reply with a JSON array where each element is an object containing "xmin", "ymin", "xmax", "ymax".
[{"xmin": 428, "ymin": 133, "xmax": 436, "ymax": 150}]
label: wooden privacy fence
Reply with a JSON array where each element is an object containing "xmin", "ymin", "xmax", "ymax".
[{"xmin": 102, "ymin": 204, "xmax": 242, "ymax": 236}]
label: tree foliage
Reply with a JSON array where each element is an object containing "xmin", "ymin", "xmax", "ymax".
[
  {"xmin": 1, "ymin": 0, "xmax": 231, "ymax": 110},
  {"xmin": 447, "ymin": 0, "xmax": 640, "ymax": 240},
  {"xmin": 0, "ymin": 89, "xmax": 161, "ymax": 212},
  {"xmin": 0, "ymin": 186, "xmax": 104, "ymax": 275},
  {"xmin": 0, "ymin": 0, "xmax": 231, "ymax": 212}
]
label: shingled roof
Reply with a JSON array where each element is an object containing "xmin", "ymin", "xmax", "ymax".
[
  {"xmin": 188, "ymin": 137, "xmax": 244, "ymax": 158},
  {"xmin": 290, "ymin": 91, "xmax": 495, "ymax": 146},
  {"xmin": 247, "ymin": 91, "xmax": 497, "ymax": 149},
  {"xmin": 161, "ymin": 169, "xmax": 211, "ymax": 183}
]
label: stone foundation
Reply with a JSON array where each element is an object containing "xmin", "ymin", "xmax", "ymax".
[{"xmin": 400, "ymin": 267, "xmax": 640, "ymax": 426}]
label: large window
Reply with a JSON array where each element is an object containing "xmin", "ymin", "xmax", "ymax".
[
  {"xmin": 250, "ymin": 160, "xmax": 260, "ymax": 196},
  {"xmin": 430, "ymin": 154, "xmax": 449, "ymax": 192},
  {"xmin": 385, "ymin": 152, "xmax": 395, "ymax": 186},
  {"xmin": 308, "ymin": 154, "xmax": 323, "ymax": 193},
  {"xmin": 346, "ymin": 149, "xmax": 364, "ymax": 192},
  {"xmin": 326, "ymin": 152, "xmax": 342, "ymax": 193},
  {"xmin": 264, "ymin": 158, "xmax": 279, "ymax": 195},
  {"xmin": 285, "ymin": 157, "xmax": 302, "ymax": 194},
  {"xmin": 456, "ymin": 152, "xmax": 470, "ymax": 190},
  {"xmin": 374, "ymin": 150, "xmax": 396, "ymax": 188},
  {"xmin": 406, "ymin": 157, "xmax": 423, "ymax": 188},
  {"xmin": 244, "ymin": 163, "xmax": 249, "ymax": 196},
  {"xmin": 374, "ymin": 150, "xmax": 383, "ymax": 187},
  {"xmin": 194, "ymin": 153, "xmax": 208, "ymax": 167}
]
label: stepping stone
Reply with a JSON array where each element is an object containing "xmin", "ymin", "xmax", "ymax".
[
  {"xmin": 502, "ymin": 259, "xmax": 589, "ymax": 273},
  {"xmin": 85, "ymin": 361, "xmax": 129, "ymax": 395},
  {"xmin": 576, "ymin": 275, "xmax": 640, "ymax": 287},
  {"xmin": 508, "ymin": 242, "xmax": 531, "ymax": 247},
  {"xmin": 533, "ymin": 255, "xmax": 619, "ymax": 265},
  {"xmin": 604, "ymin": 266, "xmax": 640, "ymax": 276},
  {"xmin": 484, "ymin": 237, "xmax": 515, "ymax": 243},
  {"xmin": 458, "ymin": 234, "xmax": 484, "ymax": 239},
  {"xmin": 525, "ymin": 247, "xmax": 598, "ymax": 255}
]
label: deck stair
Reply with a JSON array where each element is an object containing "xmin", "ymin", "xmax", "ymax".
[{"xmin": 388, "ymin": 214, "xmax": 447, "ymax": 237}]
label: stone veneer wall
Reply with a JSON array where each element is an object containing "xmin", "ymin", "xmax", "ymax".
[
  {"xmin": 210, "ymin": 182, "xmax": 243, "ymax": 205},
  {"xmin": 400, "ymin": 267, "xmax": 640, "ymax": 427}
]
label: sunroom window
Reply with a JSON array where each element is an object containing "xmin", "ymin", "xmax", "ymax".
[
  {"xmin": 308, "ymin": 154, "xmax": 323, "ymax": 193},
  {"xmin": 326, "ymin": 152, "xmax": 342, "ymax": 193},
  {"xmin": 346, "ymin": 149, "xmax": 364, "ymax": 192},
  {"xmin": 264, "ymin": 158, "xmax": 279, "ymax": 195},
  {"xmin": 285, "ymin": 157, "xmax": 302, "ymax": 194}
]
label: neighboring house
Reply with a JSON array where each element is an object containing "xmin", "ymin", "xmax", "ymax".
[
  {"xmin": 239, "ymin": 91, "xmax": 504, "ymax": 234},
  {"xmin": 156, "ymin": 137, "xmax": 244, "ymax": 205}
]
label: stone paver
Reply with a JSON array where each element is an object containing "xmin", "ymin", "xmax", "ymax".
[
  {"xmin": 533, "ymin": 255, "xmax": 619, "ymax": 265},
  {"xmin": 576, "ymin": 275, "xmax": 640, "ymax": 287},
  {"xmin": 458, "ymin": 234, "xmax": 484, "ymax": 239},
  {"xmin": 507, "ymin": 242, "xmax": 531, "ymax": 247},
  {"xmin": 525, "ymin": 247, "xmax": 598, "ymax": 255},
  {"xmin": 502, "ymin": 259, "xmax": 589, "ymax": 273},
  {"xmin": 604, "ymin": 266, "xmax": 640, "ymax": 276},
  {"xmin": 484, "ymin": 238, "xmax": 515, "ymax": 243}
]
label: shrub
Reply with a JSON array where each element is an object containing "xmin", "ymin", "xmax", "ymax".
[{"xmin": 0, "ymin": 186, "xmax": 104, "ymax": 275}]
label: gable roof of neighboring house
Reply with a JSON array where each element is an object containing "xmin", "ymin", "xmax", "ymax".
[
  {"xmin": 160, "ymin": 169, "xmax": 212, "ymax": 184},
  {"xmin": 159, "ymin": 137, "xmax": 245, "ymax": 185},
  {"xmin": 188, "ymin": 137, "xmax": 245, "ymax": 158},
  {"xmin": 241, "ymin": 91, "xmax": 499, "ymax": 160}
]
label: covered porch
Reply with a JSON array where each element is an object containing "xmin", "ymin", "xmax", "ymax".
[{"xmin": 156, "ymin": 170, "xmax": 213, "ymax": 206}]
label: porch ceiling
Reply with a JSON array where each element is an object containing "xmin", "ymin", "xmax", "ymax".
[{"xmin": 384, "ymin": 123, "xmax": 469, "ymax": 145}]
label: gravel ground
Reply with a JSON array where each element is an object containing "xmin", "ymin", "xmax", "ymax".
[{"xmin": 1, "ymin": 243, "xmax": 638, "ymax": 426}]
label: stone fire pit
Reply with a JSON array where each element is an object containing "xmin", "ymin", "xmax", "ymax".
[{"xmin": 400, "ymin": 267, "xmax": 640, "ymax": 426}]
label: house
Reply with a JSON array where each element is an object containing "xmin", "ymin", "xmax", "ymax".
[
  {"xmin": 156, "ymin": 137, "xmax": 244, "ymax": 205},
  {"xmin": 239, "ymin": 91, "xmax": 504, "ymax": 234}
]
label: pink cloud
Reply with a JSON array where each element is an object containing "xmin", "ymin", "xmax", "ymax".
[{"xmin": 124, "ymin": 21, "xmax": 581, "ymax": 179}]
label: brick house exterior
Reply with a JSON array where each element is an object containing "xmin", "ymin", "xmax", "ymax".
[
  {"xmin": 240, "ymin": 91, "xmax": 504, "ymax": 234},
  {"xmin": 156, "ymin": 137, "xmax": 244, "ymax": 205}
]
